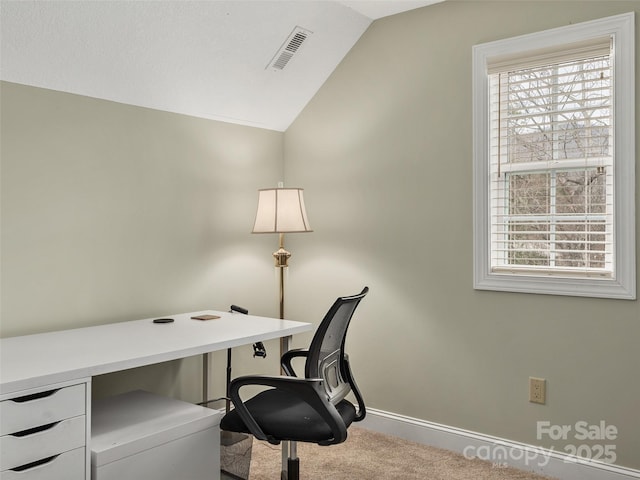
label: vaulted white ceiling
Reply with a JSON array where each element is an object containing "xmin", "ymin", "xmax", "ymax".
[{"xmin": 1, "ymin": 1, "xmax": 443, "ymax": 131}]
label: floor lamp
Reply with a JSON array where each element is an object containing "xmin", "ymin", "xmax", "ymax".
[
  {"xmin": 252, "ymin": 187, "xmax": 312, "ymax": 480},
  {"xmin": 252, "ymin": 187, "xmax": 312, "ymax": 324}
]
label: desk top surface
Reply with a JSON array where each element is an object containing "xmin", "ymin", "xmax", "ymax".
[{"xmin": 0, "ymin": 310, "xmax": 313, "ymax": 395}]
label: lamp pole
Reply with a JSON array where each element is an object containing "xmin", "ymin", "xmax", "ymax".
[
  {"xmin": 273, "ymin": 232, "xmax": 291, "ymax": 318},
  {"xmin": 273, "ymin": 232, "xmax": 292, "ymax": 370}
]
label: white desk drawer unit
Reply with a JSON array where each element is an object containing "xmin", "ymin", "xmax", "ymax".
[{"xmin": 0, "ymin": 383, "xmax": 88, "ymax": 480}]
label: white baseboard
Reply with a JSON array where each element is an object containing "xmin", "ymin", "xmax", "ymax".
[{"xmin": 359, "ymin": 408, "xmax": 640, "ymax": 480}]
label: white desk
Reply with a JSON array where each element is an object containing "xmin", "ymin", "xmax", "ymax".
[{"xmin": 0, "ymin": 310, "xmax": 313, "ymax": 479}]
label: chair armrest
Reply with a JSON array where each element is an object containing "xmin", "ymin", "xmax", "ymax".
[
  {"xmin": 228, "ymin": 374, "xmax": 349, "ymax": 445},
  {"xmin": 343, "ymin": 354, "xmax": 366, "ymax": 421},
  {"xmin": 280, "ymin": 349, "xmax": 309, "ymax": 377}
]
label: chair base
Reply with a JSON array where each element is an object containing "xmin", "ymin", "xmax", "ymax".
[{"xmin": 281, "ymin": 458, "xmax": 299, "ymax": 480}]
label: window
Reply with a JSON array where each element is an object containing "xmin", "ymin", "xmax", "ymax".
[{"xmin": 473, "ymin": 13, "xmax": 635, "ymax": 299}]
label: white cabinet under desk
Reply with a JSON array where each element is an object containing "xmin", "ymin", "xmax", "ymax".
[
  {"xmin": 0, "ymin": 379, "xmax": 91, "ymax": 480},
  {"xmin": 0, "ymin": 310, "xmax": 313, "ymax": 480}
]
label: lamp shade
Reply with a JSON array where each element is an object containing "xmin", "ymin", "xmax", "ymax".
[{"xmin": 252, "ymin": 188, "xmax": 312, "ymax": 233}]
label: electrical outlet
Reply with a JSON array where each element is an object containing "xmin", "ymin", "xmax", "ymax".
[{"xmin": 529, "ymin": 377, "xmax": 546, "ymax": 404}]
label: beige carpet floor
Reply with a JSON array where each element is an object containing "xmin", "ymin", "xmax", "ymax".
[{"xmin": 247, "ymin": 427, "xmax": 556, "ymax": 480}]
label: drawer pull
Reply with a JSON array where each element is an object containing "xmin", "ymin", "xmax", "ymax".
[
  {"xmin": 11, "ymin": 389, "xmax": 60, "ymax": 403},
  {"xmin": 11, "ymin": 454, "xmax": 59, "ymax": 472},
  {"xmin": 11, "ymin": 421, "xmax": 59, "ymax": 437}
]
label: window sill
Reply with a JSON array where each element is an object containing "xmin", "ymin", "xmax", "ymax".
[{"xmin": 474, "ymin": 270, "xmax": 635, "ymax": 300}]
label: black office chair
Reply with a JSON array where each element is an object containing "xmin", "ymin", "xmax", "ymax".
[{"xmin": 220, "ymin": 287, "xmax": 369, "ymax": 480}]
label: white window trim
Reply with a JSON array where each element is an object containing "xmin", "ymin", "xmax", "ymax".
[{"xmin": 472, "ymin": 13, "xmax": 635, "ymax": 299}]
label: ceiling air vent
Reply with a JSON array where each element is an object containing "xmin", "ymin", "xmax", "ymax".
[{"xmin": 267, "ymin": 26, "xmax": 312, "ymax": 71}]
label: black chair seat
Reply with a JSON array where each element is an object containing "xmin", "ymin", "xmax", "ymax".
[{"xmin": 220, "ymin": 388, "xmax": 357, "ymax": 444}]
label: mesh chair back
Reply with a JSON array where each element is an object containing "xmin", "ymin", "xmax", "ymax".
[{"xmin": 304, "ymin": 287, "xmax": 368, "ymax": 405}]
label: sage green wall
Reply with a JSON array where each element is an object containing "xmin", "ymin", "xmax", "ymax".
[
  {"xmin": 283, "ymin": 1, "xmax": 640, "ymax": 470},
  {"xmin": 0, "ymin": 81, "xmax": 286, "ymax": 401}
]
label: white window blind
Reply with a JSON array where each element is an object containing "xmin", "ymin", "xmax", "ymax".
[{"xmin": 488, "ymin": 38, "xmax": 614, "ymax": 278}]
